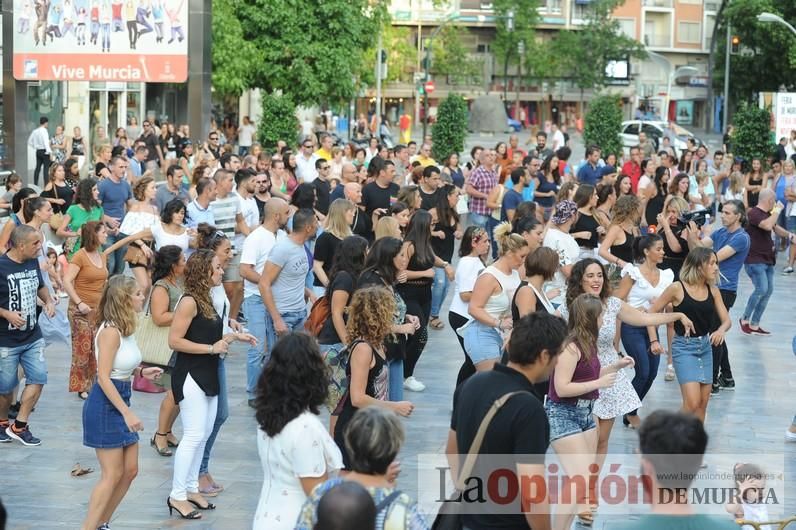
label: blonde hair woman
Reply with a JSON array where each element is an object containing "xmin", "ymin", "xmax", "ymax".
[
  {"xmin": 462, "ymin": 222, "xmax": 529, "ymax": 371},
  {"xmin": 375, "ymin": 215, "xmax": 401, "ymax": 240},
  {"xmin": 312, "ymin": 199, "xmax": 355, "ymax": 294},
  {"xmin": 80, "ymin": 276, "xmax": 163, "ymax": 530}
]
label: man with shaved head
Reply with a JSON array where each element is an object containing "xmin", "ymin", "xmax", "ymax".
[
  {"xmin": 330, "ymin": 163, "xmax": 358, "ymax": 202},
  {"xmin": 239, "ymin": 197, "xmax": 290, "ymax": 406}
]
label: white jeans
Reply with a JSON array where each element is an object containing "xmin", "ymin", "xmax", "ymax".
[{"xmin": 170, "ymin": 374, "xmax": 218, "ymax": 501}]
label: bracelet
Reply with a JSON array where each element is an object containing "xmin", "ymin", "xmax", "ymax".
[
  {"xmin": 650, "ymin": 339, "xmax": 659, "ymax": 344},
  {"xmin": 207, "ymin": 344, "xmax": 213, "ymax": 354}
]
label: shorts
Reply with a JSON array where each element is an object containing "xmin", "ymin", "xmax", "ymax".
[
  {"xmin": 462, "ymin": 321, "xmax": 503, "ymax": 365},
  {"xmin": 545, "ymin": 399, "xmax": 596, "ymax": 442},
  {"xmin": 0, "ymin": 338, "xmax": 47, "ymax": 393},
  {"xmin": 83, "ymin": 379, "xmax": 139, "ymax": 449},
  {"xmin": 222, "ymin": 252, "xmax": 242, "ymax": 282},
  {"xmin": 671, "ymin": 335, "xmax": 712, "ymax": 384},
  {"xmin": 786, "ymin": 215, "xmax": 796, "ymax": 233}
]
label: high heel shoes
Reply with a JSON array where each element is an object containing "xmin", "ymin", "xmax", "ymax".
[
  {"xmin": 150, "ymin": 432, "xmax": 173, "ymax": 457},
  {"xmin": 167, "ymin": 497, "xmax": 202, "ymax": 519},
  {"xmin": 187, "ymin": 498, "xmax": 216, "ymax": 510}
]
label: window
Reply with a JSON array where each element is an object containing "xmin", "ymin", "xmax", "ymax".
[
  {"xmin": 704, "ymin": 15, "xmax": 716, "ymax": 48},
  {"xmin": 678, "ymin": 0, "xmax": 702, "ymax": 4},
  {"xmin": 617, "ymin": 18, "xmax": 636, "ymax": 39},
  {"xmin": 544, "ymin": 0, "xmax": 562, "ymax": 13},
  {"xmin": 678, "ymin": 21, "xmax": 701, "ymax": 44},
  {"xmin": 623, "ymin": 124, "xmax": 640, "ymax": 135}
]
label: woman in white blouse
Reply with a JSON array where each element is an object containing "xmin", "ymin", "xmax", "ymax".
[
  {"xmin": 448, "ymin": 226, "xmax": 490, "ymax": 386},
  {"xmin": 614, "ymin": 234, "xmax": 674, "ymax": 429},
  {"xmin": 252, "ymin": 332, "xmax": 342, "ymax": 530},
  {"xmin": 119, "ymin": 177, "xmax": 159, "ymax": 294}
]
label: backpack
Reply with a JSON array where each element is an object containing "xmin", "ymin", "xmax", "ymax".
[{"xmin": 304, "ymin": 295, "xmax": 330, "ymax": 336}]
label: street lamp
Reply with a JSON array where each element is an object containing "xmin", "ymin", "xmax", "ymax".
[
  {"xmin": 757, "ymin": 12, "xmax": 796, "ymax": 36},
  {"xmin": 665, "ymin": 65, "xmax": 699, "ymax": 122}
]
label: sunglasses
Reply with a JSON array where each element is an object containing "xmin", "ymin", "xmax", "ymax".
[
  {"xmin": 320, "ymin": 166, "xmax": 330, "ymax": 170},
  {"xmin": 303, "ymin": 144, "xmax": 313, "ymax": 148},
  {"xmin": 209, "ymin": 136, "xmax": 218, "ymax": 141}
]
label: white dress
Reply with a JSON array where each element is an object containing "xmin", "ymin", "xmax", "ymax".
[
  {"xmin": 561, "ymin": 297, "xmax": 641, "ymax": 419},
  {"xmin": 253, "ymin": 411, "xmax": 343, "ymax": 530}
]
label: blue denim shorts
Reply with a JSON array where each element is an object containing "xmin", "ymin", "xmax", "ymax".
[
  {"xmin": 787, "ymin": 216, "xmax": 796, "ymax": 233},
  {"xmin": 671, "ymin": 335, "xmax": 713, "ymax": 384},
  {"xmin": 83, "ymin": 379, "xmax": 139, "ymax": 449},
  {"xmin": 463, "ymin": 321, "xmax": 504, "ymax": 365},
  {"xmin": 545, "ymin": 399, "xmax": 597, "ymax": 442},
  {"xmin": 0, "ymin": 338, "xmax": 47, "ymax": 393}
]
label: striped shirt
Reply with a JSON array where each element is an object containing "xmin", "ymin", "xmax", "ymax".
[{"xmin": 210, "ymin": 192, "xmax": 241, "ymax": 252}]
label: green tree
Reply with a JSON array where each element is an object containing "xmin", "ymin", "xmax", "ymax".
[
  {"xmin": 431, "ymin": 26, "xmax": 483, "ymax": 85},
  {"xmin": 239, "ymin": 0, "xmax": 388, "ymax": 107},
  {"xmin": 211, "ymin": 0, "xmax": 257, "ymax": 98},
  {"xmin": 713, "ymin": 0, "xmax": 796, "ymax": 113},
  {"xmin": 731, "ymin": 102, "xmax": 774, "ymax": 161},
  {"xmin": 432, "ymin": 94, "xmax": 469, "ymax": 161},
  {"xmin": 522, "ymin": 38, "xmax": 563, "ymax": 122},
  {"xmin": 492, "ymin": 0, "xmax": 540, "ymax": 98},
  {"xmin": 257, "ymin": 94, "xmax": 299, "ymax": 150},
  {"xmin": 362, "ymin": 25, "xmax": 417, "ymax": 85},
  {"xmin": 584, "ymin": 94, "xmax": 623, "ymax": 157},
  {"xmin": 553, "ymin": 0, "xmax": 646, "ymax": 100}
]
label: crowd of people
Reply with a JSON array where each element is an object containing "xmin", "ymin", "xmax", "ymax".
[{"xmin": 1, "ymin": 117, "xmax": 795, "ymax": 530}]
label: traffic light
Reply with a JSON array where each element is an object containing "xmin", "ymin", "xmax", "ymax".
[
  {"xmin": 731, "ymin": 35, "xmax": 740, "ymax": 54},
  {"xmin": 380, "ymin": 50, "xmax": 387, "ymax": 64},
  {"xmin": 421, "ymin": 49, "xmax": 432, "ymax": 72}
]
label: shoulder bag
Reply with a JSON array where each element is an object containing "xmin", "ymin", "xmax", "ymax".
[
  {"xmin": 432, "ymin": 390, "xmax": 531, "ymax": 530},
  {"xmin": 48, "ymin": 184, "xmax": 65, "ymax": 230},
  {"xmin": 135, "ymin": 289, "xmax": 175, "ymax": 367}
]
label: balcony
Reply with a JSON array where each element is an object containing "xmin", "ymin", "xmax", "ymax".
[
  {"xmin": 644, "ymin": 34, "xmax": 672, "ymax": 47},
  {"xmin": 643, "ymin": 0, "xmax": 673, "ymax": 8}
]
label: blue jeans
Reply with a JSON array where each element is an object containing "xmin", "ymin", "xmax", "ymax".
[
  {"xmin": 430, "ymin": 266, "xmax": 450, "ymax": 318},
  {"xmin": 105, "ymin": 231, "xmax": 127, "ymax": 277},
  {"xmin": 620, "ymin": 323, "xmax": 659, "ymax": 416},
  {"xmin": 199, "ymin": 359, "xmax": 228, "ymax": 476},
  {"xmin": 265, "ymin": 310, "xmax": 306, "ymax": 357},
  {"xmin": 468, "ymin": 212, "xmax": 489, "ymax": 230},
  {"xmin": 388, "ymin": 358, "xmax": 404, "ymax": 401},
  {"xmin": 743, "ymin": 263, "xmax": 774, "ymax": 326},
  {"xmin": 0, "ymin": 338, "xmax": 47, "ymax": 393},
  {"xmin": 486, "ymin": 216, "xmax": 500, "ymax": 259},
  {"xmin": 244, "ymin": 295, "xmax": 268, "ymax": 401}
]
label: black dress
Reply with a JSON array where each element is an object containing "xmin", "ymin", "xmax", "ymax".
[
  {"xmin": 396, "ymin": 244, "xmax": 434, "ymax": 379},
  {"xmin": 41, "ymin": 182, "xmax": 74, "ymax": 214},
  {"xmin": 171, "ymin": 296, "xmax": 223, "ymax": 404}
]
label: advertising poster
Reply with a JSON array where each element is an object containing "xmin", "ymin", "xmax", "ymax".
[
  {"xmin": 13, "ymin": 0, "xmax": 188, "ymax": 82},
  {"xmin": 675, "ymin": 100, "xmax": 693, "ymax": 126},
  {"xmin": 774, "ymin": 92, "xmax": 796, "ymax": 141}
]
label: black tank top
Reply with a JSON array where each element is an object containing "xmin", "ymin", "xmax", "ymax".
[
  {"xmin": 171, "ymin": 296, "xmax": 223, "ymax": 403},
  {"xmin": 747, "ymin": 174, "xmax": 763, "ymax": 208},
  {"xmin": 511, "ymin": 281, "xmax": 548, "ymax": 323},
  {"xmin": 571, "ymin": 211, "xmax": 600, "ymax": 249},
  {"xmin": 673, "ymin": 281, "xmax": 715, "ymax": 337},
  {"xmin": 645, "ymin": 193, "xmax": 665, "ymax": 226},
  {"xmin": 610, "ymin": 230, "xmax": 635, "ymax": 263}
]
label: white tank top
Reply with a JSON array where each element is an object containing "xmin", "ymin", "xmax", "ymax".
[
  {"xmin": 94, "ymin": 322, "xmax": 143, "ymax": 380},
  {"xmin": 481, "ymin": 265, "xmax": 521, "ymax": 319}
]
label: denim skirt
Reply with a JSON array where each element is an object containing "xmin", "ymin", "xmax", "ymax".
[
  {"xmin": 82, "ymin": 379, "xmax": 139, "ymax": 449},
  {"xmin": 671, "ymin": 335, "xmax": 712, "ymax": 385},
  {"xmin": 463, "ymin": 321, "xmax": 504, "ymax": 365},
  {"xmin": 545, "ymin": 399, "xmax": 596, "ymax": 442}
]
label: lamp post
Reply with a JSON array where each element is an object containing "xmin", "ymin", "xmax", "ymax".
[
  {"xmin": 757, "ymin": 12, "xmax": 796, "ymax": 36},
  {"xmin": 665, "ymin": 65, "xmax": 699, "ymax": 122}
]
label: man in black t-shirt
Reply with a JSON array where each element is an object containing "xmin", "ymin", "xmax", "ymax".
[
  {"xmin": 361, "ymin": 157, "xmax": 398, "ymax": 220},
  {"xmin": 447, "ymin": 312, "xmax": 567, "ymax": 530},
  {"xmin": 138, "ymin": 120, "xmax": 161, "ymax": 173},
  {"xmin": 312, "ymin": 158, "xmax": 332, "ymax": 216},
  {"xmin": 418, "ymin": 165, "xmax": 442, "ymax": 212},
  {"xmin": 0, "ymin": 226, "xmax": 56, "ymax": 447}
]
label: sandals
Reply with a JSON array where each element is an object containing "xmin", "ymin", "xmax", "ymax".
[
  {"xmin": 429, "ymin": 317, "xmax": 445, "ymax": 330},
  {"xmin": 165, "ymin": 431, "xmax": 179, "ymax": 448},
  {"xmin": 150, "ymin": 432, "xmax": 173, "ymax": 457},
  {"xmin": 187, "ymin": 497, "xmax": 216, "ymax": 510},
  {"xmin": 664, "ymin": 364, "xmax": 675, "ymax": 382},
  {"xmin": 167, "ymin": 497, "xmax": 201, "ymax": 520}
]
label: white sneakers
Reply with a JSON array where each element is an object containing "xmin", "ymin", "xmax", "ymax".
[{"xmin": 403, "ymin": 376, "xmax": 426, "ymax": 392}]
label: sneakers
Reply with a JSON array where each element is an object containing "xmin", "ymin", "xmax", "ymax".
[
  {"xmin": 710, "ymin": 384, "xmax": 720, "ymax": 396},
  {"xmin": 664, "ymin": 364, "xmax": 675, "ymax": 382},
  {"xmin": 750, "ymin": 326, "xmax": 771, "ymax": 336},
  {"xmin": 403, "ymin": 376, "xmax": 426, "ymax": 392},
  {"xmin": 0, "ymin": 422, "xmax": 10, "ymax": 443},
  {"xmin": 786, "ymin": 429, "xmax": 796, "ymax": 442},
  {"xmin": 6, "ymin": 425, "xmax": 41, "ymax": 446},
  {"xmin": 739, "ymin": 319, "xmax": 753, "ymax": 335},
  {"xmin": 718, "ymin": 375, "xmax": 735, "ymax": 390},
  {"xmin": 784, "ymin": 266, "xmax": 794, "ymax": 274}
]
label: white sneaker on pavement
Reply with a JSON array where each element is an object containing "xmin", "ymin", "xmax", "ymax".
[{"xmin": 403, "ymin": 376, "xmax": 426, "ymax": 392}]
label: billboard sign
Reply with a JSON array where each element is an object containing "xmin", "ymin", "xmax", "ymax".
[
  {"xmin": 774, "ymin": 92, "xmax": 796, "ymax": 142},
  {"xmin": 13, "ymin": 0, "xmax": 188, "ymax": 82}
]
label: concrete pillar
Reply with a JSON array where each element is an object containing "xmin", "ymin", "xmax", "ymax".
[
  {"xmin": 187, "ymin": 0, "xmax": 212, "ymax": 142},
  {"xmin": 2, "ymin": 0, "xmax": 32, "ymax": 180}
]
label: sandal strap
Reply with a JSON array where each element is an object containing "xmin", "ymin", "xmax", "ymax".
[{"xmin": 155, "ymin": 432, "xmax": 169, "ymax": 436}]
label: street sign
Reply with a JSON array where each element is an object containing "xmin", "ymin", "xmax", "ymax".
[{"xmin": 425, "ymin": 80, "xmax": 436, "ymax": 94}]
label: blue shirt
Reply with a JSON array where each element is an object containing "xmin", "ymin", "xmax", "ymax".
[
  {"xmin": 186, "ymin": 200, "xmax": 216, "ymax": 228},
  {"xmin": 97, "ymin": 178, "xmax": 132, "ymax": 221},
  {"xmin": 502, "ymin": 188, "xmax": 524, "ymax": 221},
  {"xmin": 577, "ymin": 163, "xmax": 603, "ymax": 186},
  {"xmin": 712, "ymin": 226, "xmax": 750, "ymax": 291}
]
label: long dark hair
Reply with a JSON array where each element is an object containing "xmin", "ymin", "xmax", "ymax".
[
  {"xmin": 151, "ymin": 245, "xmax": 184, "ymax": 284},
  {"xmin": 161, "ymin": 198, "xmax": 186, "ymax": 224},
  {"xmin": 459, "ymin": 225, "xmax": 486, "ymax": 258},
  {"xmin": 654, "ymin": 166, "xmax": 669, "ymax": 197},
  {"xmin": 255, "ymin": 332, "xmax": 328, "ymax": 437},
  {"xmin": 326, "ymin": 235, "xmax": 369, "ymax": 296},
  {"xmin": 540, "ymin": 154, "xmax": 561, "ymax": 184},
  {"xmin": 361, "ymin": 236, "xmax": 402, "ymax": 285},
  {"xmin": 75, "ymin": 177, "xmax": 100, "ymax": 210},
  {"xmin": 565, "ymin": 258, "xmax": 610, "ymax": 308},
  {"xmin": 435, "ymin": 184, "xmax": 459, "ymax": 227},
  {"xmin": 404, "ymin": 209, "xmax": 434, "ymax": 265},
  {"xmin": 12, "ymin": 187, "xmax": 38, "ymax": 215},
  {"xmin": 291, "ymin": 182, "xmax": 315, "ymax": 209},
  {"xmin": 195, "ymin": 223, "xmax": 228, "ymax": 252}
]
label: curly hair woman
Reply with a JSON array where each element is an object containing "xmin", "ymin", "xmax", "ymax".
[
  {"xmin": 598, "ymin": 194, "xmax": 641, "ymax": 285},
  {"xmin": 333, "ymin": 286, "xmax": 414, "ymax": 468},
  {"xmin": 167, "ymin": 250, "xmax": 256, "ymax": 520},
  {"xmin": 252, "ymin": 332, "xmax": 343, "ymax": 530}
]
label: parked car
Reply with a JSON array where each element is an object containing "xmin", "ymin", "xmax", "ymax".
[{"xmin": 620, "ymin": 120, "xmax": 703, "ymax": 156}]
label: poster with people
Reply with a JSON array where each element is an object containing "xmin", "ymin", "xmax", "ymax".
[{"xmin": 13, "ymin": 0, "xmax": 188, "ymax": 82}]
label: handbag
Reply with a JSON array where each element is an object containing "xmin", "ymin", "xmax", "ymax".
[
  {"xmin": 456, "ymin": 193, "xmax": 469, "ymax": 215},
  {"xmin": 124, "ymin": 243, "xmax": 150, "ymax": 267},
  {"xmin": 132, "ymin": 372, "xmax": 166, "ymax": 393},
  {"xmin": 304, "ymin": 295, "xmax": 330, "ymax": 336},
  {"xmin": 48, "ymin": 184, "xmax": 65, "ymax": 230},
  {"xmin": 432, "ymin": 390, "xmax": 531, "ymax": 530},
  {"xmin": 135, "ymin": 292, "xmax": 174, "ymax": 366}
]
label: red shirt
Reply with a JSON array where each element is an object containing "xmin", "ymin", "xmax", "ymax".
[{"xmin": 622, "ymin": 161, "xmax": 642, "ymax": 193}]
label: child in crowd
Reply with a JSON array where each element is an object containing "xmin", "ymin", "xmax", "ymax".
[
  {"xmin": 725, "ymin": 463, "xmax": 773, "ymax": 530},
  {"xmin": 46, "ymin": 247, "xmax": 67, "ymax": 298}
]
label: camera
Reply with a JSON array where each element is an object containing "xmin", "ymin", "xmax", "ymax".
[{"xmin": 678, "ymin": 210, "xmax": 709, "ymax": 228}]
